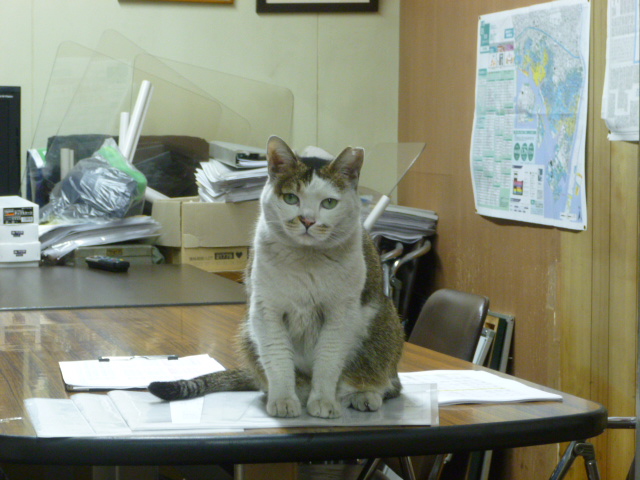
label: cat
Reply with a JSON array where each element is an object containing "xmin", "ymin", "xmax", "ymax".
[{"xmin": 149, "ymin": 135, "xmax": 405, "ymax": 419}]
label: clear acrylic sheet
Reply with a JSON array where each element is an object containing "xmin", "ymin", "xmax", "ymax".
[{"xmin": 26, "ymin": 30, "xmax": 293, "ymax": 205}]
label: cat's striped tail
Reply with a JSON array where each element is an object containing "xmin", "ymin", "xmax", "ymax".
[{"xmin": 148, "ymin": 369, "xmax": 258, "ymax": 401}]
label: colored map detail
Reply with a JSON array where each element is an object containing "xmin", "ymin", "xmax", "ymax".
[{"xmin": 471, "ymin": 0, "xmax": 589, "ymax": 230}]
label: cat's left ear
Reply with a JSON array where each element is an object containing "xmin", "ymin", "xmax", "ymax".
[
  {"xmin": 267, "ymin": 135, "xmax": 298, "ymax": 180},
  {"xmin": 331, "ymin": 147, "xmax": 364, "ymax": 187}
]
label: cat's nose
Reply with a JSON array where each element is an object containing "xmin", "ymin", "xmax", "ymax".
[{"xmin": 299, "ymin": 216, "xmax": 316, "ymax": 229}]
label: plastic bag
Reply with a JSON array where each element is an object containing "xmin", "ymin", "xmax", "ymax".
[{"xmin": 40, "ymin": 139, "xmax": 147, "ymax": 223}]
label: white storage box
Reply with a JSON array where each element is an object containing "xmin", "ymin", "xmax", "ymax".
[
  {"xmin": 1, "ymin": 196, "xmax": 41, "ymax": 267},
  {"xmin": 0, "ymin": 224, "xmax": 39, "ymax": 243},
  {"xmin": 1, "ymin": 196, "xmax": 39, "ymax": 226},
  {"xmin": 0, "ymin": 241, "xmax": 41, "ymax": 267}
]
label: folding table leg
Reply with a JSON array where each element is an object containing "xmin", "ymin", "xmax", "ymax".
[{"xmin": 549, "ymin": 440, "xmax": 601, "ymax": 480}]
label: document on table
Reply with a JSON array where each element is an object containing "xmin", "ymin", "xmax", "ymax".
[
  {"xmin": 25, "ymin": 383, "xmax": 438, "ymax": 437},
  {"xmin": 398, "ymin": 370, "xmax": 562, "ymax": 405},
  {"xmin": 26, "ymin": 369, "xmax": 560, "ymax": 437},
  {"xmin": 59, "ymin": 354, "xmax": 224, "ymax": 390}
]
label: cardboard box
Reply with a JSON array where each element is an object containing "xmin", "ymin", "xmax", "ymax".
[
  {"xmin": 162, "ymin": 245, "xmax": 250, "ymax": 273},
  {"xmin": 151, "ymin": 197, "xmax": 259, "ymax": 248},
  {"xmin": 151, "ymin": 197, "xmax": 258, "ymax": 273}
]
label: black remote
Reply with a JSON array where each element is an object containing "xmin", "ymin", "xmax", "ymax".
[{"xmin": 85, "ymin": 255, "xmax": 130, "ymax": 273}]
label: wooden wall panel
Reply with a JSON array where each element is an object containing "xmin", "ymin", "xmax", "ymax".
[
  {"xmin": 399, "ymin": 0, "xmax": 639, "ymax": 478},
  {"xmin": 606, "ymin": 140, "xmax": 639, "ymax": 478}
]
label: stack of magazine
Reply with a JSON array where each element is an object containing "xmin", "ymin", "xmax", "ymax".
[
  {"xmin": 196, "ymin": 141, "xmax": 268, "ymax": 203},
  {"xmin": 367, "ymin": 204, "xmax": 438, "ymax": 243},
  {"xmin": 39, "ymin": 216, "xmax": 161, "ymax": 261}
]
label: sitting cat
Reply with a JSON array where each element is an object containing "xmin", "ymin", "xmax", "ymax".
[{"xmin": 149, "ymin": 136, "xmax": 405, "ymax": 419}]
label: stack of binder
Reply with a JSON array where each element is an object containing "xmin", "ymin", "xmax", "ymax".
[
  {"xmin": 472, "ymin": 311, "xmax": 514, "ymax": 372},
  {"xmin": 470, "ymin": 311, "xmax": 515, "ymax": 480}
]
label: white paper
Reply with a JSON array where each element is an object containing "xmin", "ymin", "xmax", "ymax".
[
  {"xmin": 59, "ymin": 354, "xmax": 225, "ymax": 390},
  {"xmin": 39, "ymin": 216, "xmax": 161, "ymax": 260},
  {"xmin": 26, "ymin": 369, "xmax": 561, "ymax": 438},
  {"xmin": 108, "ymin": 382, "xmax": 438, "ymax": 431},
  {"xmin": 470, "ymin": 0, "xmax": 590, "ymax": 230},
  {"xmin": 24, "ymin": 395, "xmax": 240, "ymax": 438},
  {"xmin": 196, "ymin": 160, "xmax": 267, "ymax": 203},
  {"xmin": 601, "ymin": 0, "xmax": 640, "ymax": 141},
  {"xmin": 399, "ymin": 370, "xmax": 562, "ymax": 405},
  {"xmin": 366, "ymin": 204, "xmax": 438, "ymax": 243},
  {"xmin": 25, "ymin": 383, "xmax": 437, "ymax": 437},
  {"xmin": 25, "ymin": 398, "xmax": 96, "ymax": 437}
]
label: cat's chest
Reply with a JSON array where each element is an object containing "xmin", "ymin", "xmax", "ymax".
[{"xmin": 256, "ymin": 245, "xmax": 363, "ymax": 302}]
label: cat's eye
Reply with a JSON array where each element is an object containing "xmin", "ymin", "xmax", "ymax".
[
  {"xmin": 321, "ymin": 198, "xmax": 338, "ymax": 209},
  {"xmin": 283, "ymin": 193, "xmax": 299, "ymax": 205}
]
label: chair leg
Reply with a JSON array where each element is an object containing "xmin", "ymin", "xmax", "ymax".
[
  {"xmin": 549, "ymin": 440, "xmax": 601, "ymax": 480},
  {"xmin": 398, "ymin": 456, "xmax": 417, "ymax": 480},
  {"xmin": 357, "ymin": 457, "xmax": 416, "ymax": 480},
  {"xmin": 427, "ymin": 454, "xmax": 447, "ymax": 480},
  {"xmin": 357, "ymin": 458, "xmax": 382, "ymax": 480}
]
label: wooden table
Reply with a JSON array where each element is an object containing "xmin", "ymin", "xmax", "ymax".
[{"xmin": 0, "ymin": 303, "xmax": 607, "ymax": 467}]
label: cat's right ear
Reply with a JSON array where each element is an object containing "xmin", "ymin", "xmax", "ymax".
[{"xmin": 267, "ymin": 136, "xmax": 297, "ymax": 179}]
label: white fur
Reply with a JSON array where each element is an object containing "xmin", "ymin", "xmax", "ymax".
[{"xmin": 246, "ymin": 170, "xmax": 372, "ymax": 418}]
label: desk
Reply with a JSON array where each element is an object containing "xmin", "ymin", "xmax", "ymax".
[
  {"xmin": 0, "ymin": 264, "xmax": 246, "ymax": 311},
  {"xmin": 0, "ymin": 303, "xmax": 607, "ymax": 466}
]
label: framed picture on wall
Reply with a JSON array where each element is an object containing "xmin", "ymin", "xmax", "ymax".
[
  {"xmin": 138, "ymin": 0, "xmax": 233, "ymax": 3},
  {"xmin": 257, "ymin": 0, "xmax": 378, "ymax": 13}
]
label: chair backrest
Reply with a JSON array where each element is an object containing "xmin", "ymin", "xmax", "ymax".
[{"xmin": 408, "ymin": 288, "xmax": 490, "ymax": 362}]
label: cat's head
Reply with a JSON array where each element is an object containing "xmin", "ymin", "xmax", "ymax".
[{"xmin": 260, "ymin": 136, "xmax": 364, "ymax": 248}]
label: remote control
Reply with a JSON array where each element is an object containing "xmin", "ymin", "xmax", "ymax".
[{"xmin": 85, "ymin": 255, "xmax": 130, "ymax": 273}]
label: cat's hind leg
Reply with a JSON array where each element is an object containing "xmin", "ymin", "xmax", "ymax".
[{"xmin": 346, "ymin": 391, "xmax": 383, "ymax": 412}]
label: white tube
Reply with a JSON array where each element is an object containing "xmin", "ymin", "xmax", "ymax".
[
  {"xmin": 127, "ymin": 86, "xmax": 153, "ymax": 164},
  {"xmin": 363, "ymin": 194, "xmax": 391, "ymax": 231},
  {"xmin": 121, "ymin": 80, "xmax": 153, "ymax": 163},
  {"xmin": 145, "ymin": 187, "xmax": 169, "ymax": 202},
  {"xmin": 119, "ymin": 112, "xmax": 130, "ymax": 149}
]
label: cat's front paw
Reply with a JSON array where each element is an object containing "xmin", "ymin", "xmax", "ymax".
[
  {"xmin": 267, "ymin": 395, "xmax": 302, "ymax": 418},
  {"xmin": 307, "ymin": 397, "xmax": 342, "ymax": 418}
]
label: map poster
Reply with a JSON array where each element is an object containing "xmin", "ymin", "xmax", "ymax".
[{"xmin": 470, "ymin": 0, "xmax": 590, "ymax": 230}]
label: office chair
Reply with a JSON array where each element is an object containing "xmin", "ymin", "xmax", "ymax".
[
  {"xmin": 358, "ymin": 288, "xmax": 490, "ymax": 480},
  {"xmin": 408, "ymin": 288, "xmax": 490, "ymax": 361}
]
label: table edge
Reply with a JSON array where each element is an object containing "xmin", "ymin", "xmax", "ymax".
[{"xmin": 0, "ymin": 403, "xmax": 607, "ymax": 465}]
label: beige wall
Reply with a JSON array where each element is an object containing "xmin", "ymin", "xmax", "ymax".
[{"xmin": 0, "ymin": 0, "xmax": 399, "ymax": 194}]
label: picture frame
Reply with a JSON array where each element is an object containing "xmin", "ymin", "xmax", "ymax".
[
  {"xmin": 139, "ymin": 0, "xmax": 233, "ymax": 3},
  {"xmin": 257, "ymin": 0, "xmax": 378, "ymax": 13}
]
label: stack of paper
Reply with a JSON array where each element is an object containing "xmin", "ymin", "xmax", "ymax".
[
  {"xmin": 39, "ymin": 216, "xmax": 161, "ymax": 260},
  {"xmin": 25, "ymin": 363, "xmax": 563, "ymax": 438},
  {"xmin": 196, "ymin": 160, "xmax": 268, "ymax": 203},
  {"xmin": 26, "ymin": 383, "xmax": 438, "ymax": 438},
  {"xmin": 367, "ymin": 204, "xmax": 438, "ymax": 243}
]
